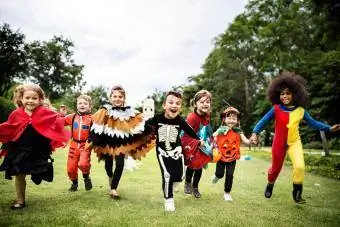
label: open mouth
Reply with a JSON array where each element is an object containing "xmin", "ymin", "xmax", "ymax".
[{"xmin": 170, "ymin": 109, "xmax": 178, "ymax": 114}]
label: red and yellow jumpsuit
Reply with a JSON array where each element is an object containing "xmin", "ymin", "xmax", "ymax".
[{"xmin": 64, "ymin": 113, "xmax": 92, "ymax": 180}]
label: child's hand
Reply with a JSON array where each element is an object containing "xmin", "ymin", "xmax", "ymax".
[
  {"xmin": 59, "ymin": 105, "xmax": 67, "ymax": 116},
  {"xmin": 199, "ymin": 140, "xmax": 205, "ymax": 147},
  {"xmin": 249, "ymin": 133, "xmax": 258, "ymax": 145},
  {"xmin": 330, "ymin": 124, "xmax": 340, "ymax": 132}
]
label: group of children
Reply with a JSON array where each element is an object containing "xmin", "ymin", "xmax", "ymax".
[{"xmin": 0, "ymin": 71, "xmax": 339, "ymax": 211}]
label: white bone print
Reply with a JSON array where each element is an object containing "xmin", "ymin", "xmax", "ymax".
[{"xmin": 158, "ymin": 123, "xmax": 179, "ymax": 150}]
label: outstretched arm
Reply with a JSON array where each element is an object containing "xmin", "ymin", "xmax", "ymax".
[
  {"xmin": 251, "ymin": 107, "xmax": 275, "ymax": 144},
  {"xmin": 330, "ymin": 124, "xmax": 340, "ymax": 132},
  {"xmin": 240, "ymin": 134, "xmax": 250, "ymax": 145}
]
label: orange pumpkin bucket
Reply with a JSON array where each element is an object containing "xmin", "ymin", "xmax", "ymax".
[{"xmin": 212, "ymin": 149, "xmax": 221, "ymax": 163}]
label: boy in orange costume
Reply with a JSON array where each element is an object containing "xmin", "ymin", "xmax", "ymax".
[{"xmin": 62, "ymin": 95, "xmax": 93, "ymax": 191}]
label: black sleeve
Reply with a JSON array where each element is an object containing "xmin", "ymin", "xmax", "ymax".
[
  {"xmin": 145, "ymin": 116, "xmax": 157, "ymax": 132},
  {"xmin": 180, "ymin": 118, "xmax": 199, "ymax": 140}
]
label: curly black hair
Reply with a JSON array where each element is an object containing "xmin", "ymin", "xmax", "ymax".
[{"xmin": 267, "ymin": 71, "xmax": 309, "ymax": 107}]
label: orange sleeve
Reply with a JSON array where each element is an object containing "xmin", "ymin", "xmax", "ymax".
[{"xmin": 64, "ymin": 113, "xmax": 75, "ymax": 126}]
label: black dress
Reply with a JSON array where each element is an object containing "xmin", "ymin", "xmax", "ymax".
[{"xmin": 0, "ymin": 124, "xmax": 53, "ymax": 184}]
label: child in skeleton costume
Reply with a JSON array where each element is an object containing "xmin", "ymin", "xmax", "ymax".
[
  {"xmin": 87, "ymin": 86, "xmax": 155, "ymax": 199},
  {"xmin": 250, "ymin": 72, "xmax": 340, "ymax": 204},
  {"xmin": 146, "ymin": 91, "xmax": 201, "ymax": 212},
  {"xmin": 181, "ymin": 90, "xmax": 213, "ymax": 198}
]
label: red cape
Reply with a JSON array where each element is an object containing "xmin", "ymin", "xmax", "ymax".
[{"xmin": 0, "ymin": 106, "xmax": 70, "ymax": 150}]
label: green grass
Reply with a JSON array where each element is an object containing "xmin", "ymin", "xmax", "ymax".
[{"xmin": 1, "ymin": 148, "xmax": 340, "ymax": 226}]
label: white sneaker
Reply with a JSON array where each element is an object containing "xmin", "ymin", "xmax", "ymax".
[
  {"xmin": 211, "ymin": 175, "xmax": 219, "ymax": 184},
  {"xmin": 224, "ymin": 193, "xmax": 233, "ymax": 202},
  {"xmin": 164, "ymin": 198, "xmax": 175, "ymax": 212}
]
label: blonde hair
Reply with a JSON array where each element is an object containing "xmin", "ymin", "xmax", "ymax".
[
  {"xmin": 42, "ymin": 98, "xmax": 52, "ymax": 108},
  {"xmin": 22, "ymin": 84, "xmax": 46, "ymax": 101},
  {"xmin": 12, "ymin": 84, "xmax": 25, "ymax": 107},
  {"xmin": 77, "ymin": 94, "xmax": 92, "ymax": 104},
  {"xmin": 190, "ymin": 90, "xmax": 212, "ymax": 109}
]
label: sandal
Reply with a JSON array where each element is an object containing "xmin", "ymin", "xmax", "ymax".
[{"xmin": 10, "ymin": 201, "xmax": 26, "ymax": 210}]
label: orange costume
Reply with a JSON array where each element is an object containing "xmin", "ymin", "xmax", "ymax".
[
  {"xmin": 215, "ymin": 129, "xmax": 241, "ymax": 163},
  {"xmin": 64, "ymin": 113, "xmax": 92, "ymax": 180}
]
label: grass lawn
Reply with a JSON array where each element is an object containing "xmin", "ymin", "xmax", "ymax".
[{"xmin": 0, "ymin": 148, "xmax": 340, "ymax": 226}]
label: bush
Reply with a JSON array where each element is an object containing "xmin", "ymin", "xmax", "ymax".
[{"xmin": 0, "ymin": 97, "xmax": 16, "ymax": 123}]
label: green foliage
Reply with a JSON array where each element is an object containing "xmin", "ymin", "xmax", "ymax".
[
  {"xmin": 0, "ymin": 97, "xmax": 16, "ymax": 123},
  {"xmin": 25, "ymin": 36, "xmax": 85, "ymax": 99},
  {"xmin": 0, "ymin": 23, "xmax": 27, "ymax": 97},
  {"xmin": 85, "ymin": 85, "xmax": 109, "ymax": 112}
]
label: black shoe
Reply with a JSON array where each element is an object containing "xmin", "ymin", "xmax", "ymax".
[
  {"xmin": 192, "ymin": 187, "xmax": 201, "ymax": 198},
  {"xmin": 184, "ymin": 182, "xmax": 192, "ymax": 194},
  {"xmin": 293, "ymin": 184, "xmax": 306, "ymax": 204},
  {"xmin": 69, "ymin": 183, "xmax": 78, "ymax": 192},
  {"xmin": 264, "ymin": 183, "xmax": 274, "ymax": 198},
  {"xmin": 84, "ymin": 178, "xmax": 93, "ymax": 191}
]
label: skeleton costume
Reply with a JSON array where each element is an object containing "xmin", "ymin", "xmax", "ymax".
[{"xmin": 147, "ymin": 113, "xmax": 199, "ymax": 199}]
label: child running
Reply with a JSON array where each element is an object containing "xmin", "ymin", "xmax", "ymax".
[
  {"xmin": 62, "ymin": 95, "xmax": 93, "ymax": 191},
  {"xmin": 249, "ymin": 72, "xmax": 340, "ymax": 204},
  {"xmin": 146, "ymin": 91, "xmax": 201, "ymax": 211},
  {"xmin": 181, "ymin": 90, "xmax": 213, "ymax": 198},
  {"xmin": 212, "ymin": 107, "xmax": 250, "ymax": 201},
  {"xmin": 0, "ymin": 84, "xmax": 70, "ymax": 209},
  {"xmin": 87, "ymin": 85, "xmax": 154, "ymax": 199}
]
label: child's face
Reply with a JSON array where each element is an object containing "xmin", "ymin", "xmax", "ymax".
[
  {"xmin": 77, "ymin": 98, "xmax": 91, "ymax": 113},
  {"xmin": 224, "ymin": 113, "xmax": 238, "ymax": 128},
  {"xmin": 280, "ymin": 88, "xmax": 293, "ymax": 106},
  {"xmin": 196, "ymin": 96, "xmax": 211, "ymax": 115},
  {"xmin": 163, "ymin": 95, "xmax": 182, "ymax": 119},
  {"xmin": 110, "ymin": 90, "xmax": 125, "ymax": 107},
  {"xmin": 22, "ymin": 90, "xmax": 42, "ymax": 112}
]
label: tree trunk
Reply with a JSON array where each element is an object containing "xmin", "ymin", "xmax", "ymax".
[{"xmin": 320, "ymin": 131, "xmax": 330, "ymax": 156}]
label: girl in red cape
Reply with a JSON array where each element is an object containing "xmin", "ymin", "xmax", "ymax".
[{"xmin": 0, "ymin": 84, "xmax": 70, "ymax": 209}]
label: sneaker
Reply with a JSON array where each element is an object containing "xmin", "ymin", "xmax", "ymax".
[
  {"xmin": 211, "ymin": 175, "xmax": 219, "ymax": 184},
  {"xmin": 84, "ymin": 177, "xmax": 93, "ymax": 191},
  {"xmin": 69, "ymin": 183, "xmax": 78, "ymax": 192},
  {"xmin": 224, "ymin": 193, "xmax": 233, "ymax": 201},
  {"xmin": 164, "ymin": 198, "xmax": 175, "ymax": 212},
  {"xmin": 264, "ymin": 183, "xmax": 274, "ymax": 198},
  {"xmin": 192, "ymin": 187, "xmax": 201, "ymax": 198},
  {"xmin": 184, "ymin": 182, "xmax": 192, "ymax": 194},
  {"xmin": 109, "ymin": 189, "xmax": 121, "ymax": 200}
]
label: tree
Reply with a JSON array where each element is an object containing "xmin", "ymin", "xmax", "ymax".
[
  {"xmin": 86, "ymin": 85, "xmax": 109, "ymax": 111},
  {"xmin": 0, "ymin": 23, "xmax": 27, "ymax": 97},
  {"xmin": 25, "ymin": 36, "xmax": 85, "ymax": 99}
]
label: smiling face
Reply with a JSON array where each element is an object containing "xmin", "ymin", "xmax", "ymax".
[
  {"xmin": 196, "ymin": 95, "xmax": 211, "ymax": 115},
  {"xmin": 110, "ymin": 90, "xmax": 125, "ymax": 107},
  {"xmin": 280, "ymin": 88, "xmax": 293, "ymax": 106},
  {"xmin": 163, "ymin": 94, "xmax": 182, "ymax": 119},
  {"xmin": 22, "ymin": 90, "xmax": 42, "ymax": 114},
  {"xmin": 77, "ymin": 98, "xmax": 91, "ymax": 114},
  {"xmin": 223, "ymin": 112, "xmax": 238, "ymax": 128}
]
